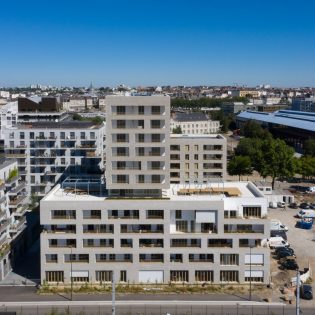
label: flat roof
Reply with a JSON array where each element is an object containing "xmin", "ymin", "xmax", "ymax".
[
  {"xmin": 43, "ymin": 181, "xmax": 263, "ymax": 202},
  {"xmin": 170, "ymin": 134, "xmax": 225, "ymax": 140},
  {"xmin": 15, "ymin": 120, "xmax": 104, "ymax": 129},
  {"xmin": 237, "ymin": 110, "xmax": 315, "ymax": 132},
  {"xmin": 173, "ymin": 112, "xmax": 209, "ymax": 122}
]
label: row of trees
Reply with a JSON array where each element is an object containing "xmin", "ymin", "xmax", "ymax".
[
  {"xmin": 228, "ymin": 120, "xmax": 315, "ymax": 187},
  {"xmin": 171, "ymin": 97, "xmax": 249, "ymax": 109}
]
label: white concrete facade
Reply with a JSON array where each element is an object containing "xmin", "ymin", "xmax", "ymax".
[
  {"xmin": 170, "ymin": 134, "xmax": 227, "ymax": 184},
  {"xmin": 40, "ymin": 181, "xmax": 270, "ymax": 285},
  {"xmin": 105, "ymin": 95, "xmax": 170, "ymax": 195},
  {"xmin": 3, "ymin": 122, "xmax": 105, "ymax": 197}
]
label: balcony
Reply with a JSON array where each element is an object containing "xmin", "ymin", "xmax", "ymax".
[
  {"xmin": 10, "ymin": 216, "xmax": 26, "ymax": 232},
  {"xmin": 8, "ymin": 182, "xmax": 26, "ymax": 195},
  {"xmin": 121, "ymin": 225, "xmax": 164, "ymax": 234},
  {"xmin": 0, "ymin": 219, "xmax": 11, "ymax": 233},
  {"xmin": 9, "ymin": 195, "xmax": 27, "ymax": 208},
  {"xmin": 224, "ymin": 225, "xmax": 264, "ymax": 234}
]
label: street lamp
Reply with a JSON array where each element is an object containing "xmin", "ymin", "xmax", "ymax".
[{"xmin": 69, "ymin": 245, "xmax": 73, "ymax": 301}]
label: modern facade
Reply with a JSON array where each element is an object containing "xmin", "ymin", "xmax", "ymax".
[
  {"xmin": 170, "ymin": 112, "xmax": 220, "ymax": 134},
  {"xmin": 40, "ymin": 95, "xmax": 270, "ymax": 286},
  {"xmin": 40, "ymin": 179, "xmax": 270, "ymax": 285},
  {"xmin": 2, "ymin": 120, "xmax": 105, "ymax": 197},
  {"xmin": 170, "ymin": 134, "xmax": 227, "ymax": 184},
  {"xmin": 0, "ymin": 158, "xmax": 28, "ymax": 280},
  {"xmin": 105, "ymin": 95, "xmax": 170, "ymax": 197}
]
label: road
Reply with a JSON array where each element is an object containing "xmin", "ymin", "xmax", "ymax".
[
  {"xmin": 0, "ymin": 287, "xmax": 312, "ymax": 315},
  {"xmin": 0, "ymin": 300, "xmax": 313, "ymax": 315}
]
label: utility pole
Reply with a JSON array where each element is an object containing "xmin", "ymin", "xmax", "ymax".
[
  {"xmin": 112, "ymin": 272, "xmax": 116, "ymax": 315},
  {"xmin": 249, "ymin": 245, "xmax": 253, "ymax": 301},
  {"xmin": 296, "ymin": 269, "xmax": 300, "ymax": 315},
  {"xmin": 69, "ymin": 245, "xmax": 73, "ymax": 301}
]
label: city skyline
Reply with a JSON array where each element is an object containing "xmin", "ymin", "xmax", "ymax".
[{"xmin": 0, "ymin": 0, "xmax": 315, "ymax": 87}]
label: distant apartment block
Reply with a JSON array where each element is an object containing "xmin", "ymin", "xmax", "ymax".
[
  {"xmin": 0, "ymin": 159, "xmax": 28, "ymax": 280},
  {"xmin": 170, "ymin": 112, "xmax": 220, "ymax": 134},
  {"xmin": 2, "ymin": 121, "xmax": 105, "ymax": 197},
  {"xmin": 170, "ymin": 134, "xmax": 227, "ymax": 184},
  {"xmin": 292, "ymin": 97, "xmax": 315, "ymax": 112},
  {"xmin": 18, "ymin": 96, "xmax": 62, "ymax": 112}
]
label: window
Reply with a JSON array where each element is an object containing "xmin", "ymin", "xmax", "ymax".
[
  {"xmin": 71, "ymin": 276, "xmax": 89, "ymax": 283},
  {"xmin": 120, "ymin": 270, "xmax": 127, "ymax": 282},
  {"xmin": 194, "ymin": 154, "xmax": 198, "ymax": 160},
  {"xmin": 195, "ymin": 271, "xmax": 213, "ymax": 282},
  {"xmin": 185, "ymin": 154, "xmax": 189, "ymax": 160},
  {"xmin": 243, "ymin": 207, "xmax": 261, "ymax": 218},
  {"xmin": 80, "ymin": 132, "xmax": 85, "ymax": 139},
  {"xmin": 138, "ymin": 175, "xmax": 145, "ymax": 183},
  {"xmin": 220, "ymin": 271, "xmax": 239, "ymax": 283},
  {"xmin": 170, "ymin": 270, "xmax": 189, "ymax": 282},
  {"xmin": 208, "ymin": 239, "xmax": 233, "ymax": 248},
  {"xmin": 151, "ymin": 134, "xmax": 161, "ymax": 142},
  {"xmin": 194, "ymin": 145, "xmax": 199, "ymax": 150},
  {"xmin": 117, "ymin": 106, "xmax": 126, "ymax": 114},
  {"xmin": 45, "ymin": 271, "xmax": 64, "ymax": 282},
  {"xmin": 138, "ymin": 106, "xmax": 144, "ymax": 115},
  {"xmin": 176, "ymin": 221, "xmax": 188, "ymax": 232},
  {"xmin": 220, "ymin": 254, "xmax": 239, "ymax": 265},
  {"xmin": 170, "ymin": 254, "xmax": 183, "ymax": 263},
  {"xmin": 46, "ymin": 254, "xmax": 58, "ymax": 263},
  {"xmin": 96, "ymin": 271, "xmax": 112, "ymax": 282},
  {"xmin": 175, "ymin": 210, "xmax": 182, "ymax": 219},
  {"xmin": 151, "ymin": 106, "xmax": 161, "ymax": 114},
  {"xmin": 137, "ymin": 134, "xmax": 145, "ymax": 142}
]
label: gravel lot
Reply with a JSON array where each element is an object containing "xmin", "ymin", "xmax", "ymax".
[{"xmin": 268, "ymin": 196, "xmax": 315, "ymax": 307}]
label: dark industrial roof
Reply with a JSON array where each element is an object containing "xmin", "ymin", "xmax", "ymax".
[{"xmin": 173, "ymin": 112, "xmax": 209, "ymax": 122}]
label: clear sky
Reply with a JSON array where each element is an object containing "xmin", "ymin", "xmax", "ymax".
[{"xmin": 1, "ymin": 0, "xmax": 315, "ymax": 87}]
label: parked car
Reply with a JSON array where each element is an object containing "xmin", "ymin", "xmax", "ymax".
[
  {"xmin": 310, "ymin": 203, "xmax": 315, "ymax": 210},
  {"xmin": 271, "ymin": 220, "xmax": 288, "ymax": 231},
  {"xmin": 289, "ymin": 202, "xmax": 298, "ymax": 209},
  {"xmin": 300, "ymin": 203, "xmax": 310, "ymax": 209},
  {"xmin": 271, "ymin": 230, "xmax": 287, "ymax": 240},
  {"xmin": 280, "ymin": 259, "xmax": 299, "ymax": 270},
  {"xmin": 300, "ymin": 284, "xmax": 313, "ymax": 300},
  {"xmin": 296, "ymin": 209, "xmax": 315, "ymax": 218},
  {"xmin": 277, "ymin": 251, "xmax": 296, "ymax": 260},
  {"xmin": 275, "ymin": 247, "xmax": 295, "ymax": 255}
]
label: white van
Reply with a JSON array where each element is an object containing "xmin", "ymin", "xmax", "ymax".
[
  {"xmin": 296, "ymin": 209, "xmax": 315, "ymax": 218},
  {"xmin": 271, "ymin": 220, "xmax": 288, "ymax": 231},
  {"xmin": 266, "ymin": 237, "xmax": 290, "ymax": 249},
  {"xmin": 269, "ymin": 201, "xmax": 278, "ymax": 209}
]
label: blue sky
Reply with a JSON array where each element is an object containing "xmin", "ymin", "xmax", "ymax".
[{"xmin": 1, "ymin": 0, "xmax": 315, "ymax": 87}]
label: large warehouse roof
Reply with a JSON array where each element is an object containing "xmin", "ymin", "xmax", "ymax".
[{"xmin": 237, "ymin": 110, "xmax": 315, "ymax": 132}]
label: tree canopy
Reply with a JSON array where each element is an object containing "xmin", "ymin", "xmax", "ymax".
[{"xmin": 227, "ymin": 156, "xmax": 252, "ymax": 181}]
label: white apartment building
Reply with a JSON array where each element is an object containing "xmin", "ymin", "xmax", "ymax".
[
  {"xmin": 170, "ymin": 112, "xmax": 220, "ymax": 134},
  {"xmin": 0, "ymin": 159, "xmax": 28, "ymax": 280},
  {"xmin": 105, "ymin": 95, "xmax": 170, "ymax": 197},
  {"xmin": 3, "ymin": 120, "xmax": 105, "ymax": 197},
  {"xmin": 0, "ymin": 101, "xmax": 18, "ymax": 139},
  {"xmin": 40, "ymin": 95, "xmax": 270, "ymax": 286},
  {"xmin": 170, "ymin": 134, "xmax": 227, "ymax": 184},
  {"xmin": 40, "ymin": 179, "xmax": 270, "ymax": 285}
]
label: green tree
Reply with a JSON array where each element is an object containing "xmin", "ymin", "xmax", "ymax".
[
  {"xmin": 298, "ymin": 156, "xmax": 315, "ymax": 179},
  {"xmin": 240, "ymin": 120, "xmax": 271, "ymax": 139},
  {"xmin": 259, "ymin": 138, "xmax": 295, "ymax": 188},
  {"xmin": 227, "ymin": 156, "xmax": 252, "ymax": 181},
  {"xmin": 304, "ymin": 139, "xmax": 315, "ymax": 156},
  {"xmin": 8, "ymin": 168, "xmax": 18, "ymax": 180},
  {"xmin": 172, "ymin": 126, "xmax": 182, "ymax": 134}
]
